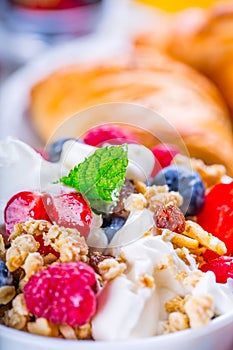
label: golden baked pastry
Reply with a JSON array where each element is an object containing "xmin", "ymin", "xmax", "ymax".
[
  {"xmin": 135, "ymin": 1, "xmax": 233, "ymax": 115},
  {"xmin": 29, "ymin": 48, "xmax": 233, "ymax": 175}
]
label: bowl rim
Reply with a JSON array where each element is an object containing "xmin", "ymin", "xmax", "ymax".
[{"xmin": 0, "ymin": 309, "xmax": 233, "ymax": 347}]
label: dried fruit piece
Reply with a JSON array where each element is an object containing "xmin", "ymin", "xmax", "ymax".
[
  {"xmin": 24, "ymin": 262, "xmax": 97, "ymax": 326},
  {"xmin": 154, "ymin": 204, "xmax": 186, "ymax": 233},
  {"xmin": 200, "ymin": 256, "xmax": 233, "ymax": 283}
]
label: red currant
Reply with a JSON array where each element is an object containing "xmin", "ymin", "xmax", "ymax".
[
  {"xmin": 45, "ymin": 192, "xmax": 92, "ymax": 238},
  {"xmin": 197, "ymin": 182, "xmax": 233, "ymax": 256},
  {"xmin": 200, "ymin": 256, "xmax": 233, "ymax": 283},
  {"xmin": 4, "ymin": 191, "xmax": 50, "ymax": 235}
]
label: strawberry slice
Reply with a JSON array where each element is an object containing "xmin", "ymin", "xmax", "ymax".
[
  {"xmin": 45, "ymin": 192, "xmax": 92, "ymax": 239},
  {"xmin": 197, "ymin": 182, "xmax": 233, "ymax": 256},
  {"xmin": 200, "ymin": 256, "xmax": 233, "ymax": 283},
  {"xmin": 83, "ymin": 125, "xmax": 138, "ymax": 147},
  {"xmin": 4, "ymin": 191, "xmax": 50, "ymax": 235}
]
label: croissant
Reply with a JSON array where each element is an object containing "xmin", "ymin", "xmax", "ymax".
[
  {"xmin": 29, "ymin": 48, "xmax": 233, "ymax": 175},
  {"xmin": 135, "ymin": 1, "xmax": 233, "ymax": 116}
]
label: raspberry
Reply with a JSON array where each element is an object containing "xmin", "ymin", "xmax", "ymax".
[
  {"xmin": 83, "ymin": 125, "xmax": 138, "ymax": 147},
  {"xmin": 45, "ymin": 192, "xmax": 92, "ymax": 238},
  {"xmin": 4, "ymin": 191, "xmax": 50, "ymax": 235},
  {"xmin": 200, "ymin": 256, "xmax": 233, "ymax": 283},
  {"xmin": 24, "ymin": 262, "xmax": 97, "ymax": 326},
  {"xmin": 151, "ymin": 143, "xmax": 180, "ymax": 177}
]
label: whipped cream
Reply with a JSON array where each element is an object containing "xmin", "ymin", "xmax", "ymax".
[{"xmin": 92, "ymin": 235, "xmax": 233, "ymax": 340}]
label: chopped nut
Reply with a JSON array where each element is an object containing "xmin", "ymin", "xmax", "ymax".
[
  {"xmin": 23, "ymin": 252, "xmax": 44, "ymax": 278},
  {"xmin": 165, "ymin": 296, "xmax": 185, "ymax": 313},
  {"xmin": 98, "ymin": 258, "xmax": 126, "ymax": 280},
  {"xmin": 163, "ymin": 312, "xmax": 189, "ymax": 333},
  {"xmin": 27, "ymin": 318, "xmax": 59, "ymax": 337},
  {"xmin": 44, "ymin": 225, "xmax": 88, "ymax": 263},
  {"xmin": 183, "ymin": 271, "xmax": 204, "ymax": 288},
  {"xmin": 184, "ymin": 221, "xmax": 226, "ymax": 255},
  {"xmin": 134, "ymin": 180, "xmax": 147, "ymax": 194},
  {"xmin": 12, "ymin": 294, "xmax": 28, "ymax": 316},
  {"xmin": 6, "ymin": 235, "xmax": 39, "ymax": 272},
  {"xmin": 124, "ymin": 193, "xmax": 147, "ymax": 211},
  {"xmin": 4, "ymin": 308, "xmax": 27, "ymax": 330},
  {"xmin": 173, "ymin": 154, "xmax": 226, "ymax": 188},
  {"xmin": 89, "ymin": 252, "xmax": 114, "ymax": 274},
  {"xmin": 162, "ymin": 230, "xmax": 199, "ymax": 250},
  {"xmin": 0, "ymin": 286, "xmax": 16, "ymax": 305},
  {"xmin": 10, "ymin": 220, "xmax": 52, "ymax": 241},
  {"xmin": 184, "ymin": 295, "xmax": 214, "ymax": 328},
  {"xmin": 0, "ymin": 234, "xmax": 6, "ymax": 260},
  {"xmin": 74, "ymin": 322, "xmax": 92, "ymax": 340},
  {"xmin": 139, "ymin": 274, "xmax": 154, "ymax": 288},
  {"xmin": 59, "ymin": 324, "xmax": 77, "ymax": 339},
  {"xmin": 145, "ymin": 185, "xmax": 183, "ymax": 211}
]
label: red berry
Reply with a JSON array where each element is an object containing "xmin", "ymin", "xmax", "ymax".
[
  {"xmin": 200, "ymin": 256, "xmax": 233, "ymax": 283},
  {"xmin": 197, "ymin": 182, "xmax": 233, "ymax": 256},
  {"xmin": 34, "ymin": 234, "xmax": 60, "ymax": 258},
  {"xmin": 24, "ymin": 262, "xmax": 97, "ymax": 326},
  {"xmin": 83, "ymin": 125, "xmax": 138, "ymax": 147},
  {"xmin": 151, "ymin": 143, "xmax": 180, "ymax": 177},
  {"xmin": 45, "ymin": 192, "xmax": 92, "ymax": 238},
  {"xmin": 4, "ymin": 191, "xmax": 50, "ymax": 235}
]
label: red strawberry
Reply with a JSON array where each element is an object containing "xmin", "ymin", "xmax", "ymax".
[
  {"xmin": 200, "ymin": 256, "xmax": 233, "ymax": 283},
  {"xmin": 45, "ymin": 192, "xmax": 92, "ymax": 238},
  {"xmin": 197, "ymin": 182, "xmax": 233, "ymax": 256},
  {"xmin": 4, "ymin": 191, "xmax": 50, "ymax": 235},
  {"xmin": 24, "ymin": 262, "xmax": 97, "ymax": 326},
  {"xmin": 151, "ymin": 143, "xmax": 180, "ymax": 177},
  {"xmin": 83, "ymin": 125, "xmax": 138, "ymax": 147}
]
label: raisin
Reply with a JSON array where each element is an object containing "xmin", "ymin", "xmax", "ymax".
[{"xmin": 154, "ymin": 204, "xmax": 186, "ymax": 233}]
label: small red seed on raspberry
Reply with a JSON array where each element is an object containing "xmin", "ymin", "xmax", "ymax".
[{"xmin": 154, "ymin": 204, "xmax": 186, "ymax": 233}]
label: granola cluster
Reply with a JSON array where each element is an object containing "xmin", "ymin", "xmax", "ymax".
[{"xmin": 0, "ymin": 179, "xmax": 228, "ymax": 340}]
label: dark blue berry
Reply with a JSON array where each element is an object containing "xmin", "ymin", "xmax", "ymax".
[
  {"xmin": 48, "ymin": 138, "xmax": 77, "ymax": 162},
  {"xmin": 0, "ymin": 259, "xmax": 13, "ymax": 288},
  {"xmin": 103, "ymin": 216, "xmax": 126, "ymax": 242},
  {"xmin": 151, "ymin": 164, "xmax": 205, "ymax": 216}
]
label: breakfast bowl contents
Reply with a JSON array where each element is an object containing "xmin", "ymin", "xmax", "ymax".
[{"xmin": 0, "ymin": 105, "xmax": 233, "ymax": 350}]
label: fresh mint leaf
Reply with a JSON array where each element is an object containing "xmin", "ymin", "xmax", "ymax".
[{"xmin": 60, "ymin": 144, "xmax": 128, "ymax": 212}]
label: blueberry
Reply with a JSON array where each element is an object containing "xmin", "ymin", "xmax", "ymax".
[
  {"xmin": 0, "ymin": 259, "xmax": 13, "ymax": 287},
  {"xmin": 102, "ymin": 216, "xmax": 126, "ymax": 243},
  {"xmin": 48, "ymin": 138, "xmax": 77, "ymax": 162},
  {"xmin": 151, "ymin": 164, "xmax": 205, "ymax": 216}
]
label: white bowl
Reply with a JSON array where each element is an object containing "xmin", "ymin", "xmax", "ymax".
[{"xmin": 1, "ymin": 310, "xmax": 233, "ymax": 350}]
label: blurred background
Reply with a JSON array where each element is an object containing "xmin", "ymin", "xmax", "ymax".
[
  {"xmin": 1, "ymin": 0, "xmax": 233, "ymax": 174},
  {"xmin": 0, "ymin": 0, "xmax": 224, "ymax": 82}
]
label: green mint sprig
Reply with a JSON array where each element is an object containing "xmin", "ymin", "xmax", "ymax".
[{"xmin": 60, "ymin": 144, "xmax": 128, "ymax": 212}]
